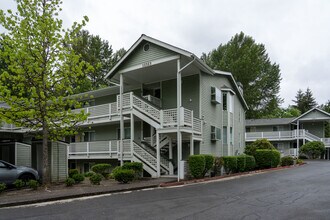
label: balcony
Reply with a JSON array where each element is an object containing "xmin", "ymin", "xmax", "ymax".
[{"xmin": 68, "ymin": 140, "xmax": 132, "ymax": 159}]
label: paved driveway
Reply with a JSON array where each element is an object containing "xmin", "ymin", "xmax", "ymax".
[{"xmin": 1, "ymin": 160, "xmax": 330, "ymax": 220}]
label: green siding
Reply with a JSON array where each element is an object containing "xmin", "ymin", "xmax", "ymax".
[
  {"xmin": 300, "ymin": 110, "xmax": 329, "ymax": 120},
  {"xmin": 94, "ymin": 94, "xmax": 117, "ymax": 105},
  {"xmin": 15, "ymin": 143, "xmax": 31, "ymax": 167},
  {"xmin": 119, "ymin": 41, "xmax": 176, "ymax": 71},
  {"xmin": 303, "ymin": 122, "xmax": 324, "ymax": 138},
  {"xmin": 50, "ymin": 142, "xmax": 68, "ymax": 183},
  {"xmin": 162, "ymin": 79, "xmax": 177, "ymax": 109},
  {"xmin": 200, "ymin": 73, "xmax": 246, "ymax": 157}
]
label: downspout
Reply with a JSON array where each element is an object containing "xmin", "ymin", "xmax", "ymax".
[{"xmin": 177, "ymin": 56, "xmax": 195, "ymax": 182}]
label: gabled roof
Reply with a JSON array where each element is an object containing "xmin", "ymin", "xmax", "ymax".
[
  {"xmin": 246, "ymin": 118, "xmax": 295, "ymax": 126},
  {"xmin": 214, "ymin": 70, "xmax": 248, "ymax": 110},
  {"xmin": 105, "ymin": 34, "xmax": 214, "ymax": 79},
  {"xmin": 291, "ymin": 107, "xmax": 330, "ymax": 122}
]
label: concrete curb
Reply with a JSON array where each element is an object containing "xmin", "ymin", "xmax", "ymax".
[
  {"xmin": 0, "ymin": 184, "xmax": 161, "ymax": 208},
  {"xmin": 160, "ymin": 163, "xmax": 306, "ymax": 187}
]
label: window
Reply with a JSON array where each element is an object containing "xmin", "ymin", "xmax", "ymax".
[
  {"xmin": 0, "ymin": 162, "xmax": 6, "ymax": 168},
  {"xmin": 84, "ymin": 131, "xmax": 96, "ymax": 142},
  {"xmin": 117, "ymin": 127, "xmax": 131, "ymax": 139},
  {"xmin": 228, "ymin": 94, "xmax": 234, "ymax": 113},
  {"xmin": 223, "ymin": 93, "xmax": 227, "ymax": 110},
  {"xmin": 230, "ymin": 127, "xmax": 233, "ymax": 145},
  {"xmin": 273, "ymin": 126, "xmax": 278, "ymax": 132},
  {"xmin": 211, "ymin": 126, "xmax": 221, "ymax": 141},
  {"xmin": 223, "ymin": 126, "xmax": 227, "ymax": 144}
]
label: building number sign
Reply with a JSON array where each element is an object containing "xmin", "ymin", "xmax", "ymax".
[{"xmin": 142, "ymin": 61, "xmax": 152, "ymax": 67}]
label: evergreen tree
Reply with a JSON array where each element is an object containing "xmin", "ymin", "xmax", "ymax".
[
  {"xmin": 202, "ymin": 32, "xmax": 282, "ymax": 119},
  {"xmin": 0, "ymin": 0, "xmax": 89, "ymax": 183},
  {"xmin": 292, "ymin": 88, "xmax": 317, "ymax": 113}
]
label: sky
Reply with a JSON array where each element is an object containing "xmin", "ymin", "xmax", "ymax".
[{"xmin": 1, "ymin": 0, "xmax": 330, "ymax": 107}]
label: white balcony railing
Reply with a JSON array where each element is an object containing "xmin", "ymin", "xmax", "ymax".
[
  {"xmin": 68, "ymin": 140, "xmax": 132, "ymax": 159},
  {"xmin": 246, "ymin": 129, "xmax": 330, "ymax": 146}
]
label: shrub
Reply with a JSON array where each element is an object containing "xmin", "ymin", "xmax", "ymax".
[
  {"xmin": 28, "ymin": 180, "xmax": 39, "ymax": 190},
  {"xmin": 300, "ymin": 141, "xmax": 325, "ymax": 159},
  {"xmin": 236, "ymin": 155, "xmax": 256, "ymax": 172},
  {"xmin": 245, "ymin": 139, "xmax": 275, "ymax": 157},
  {"xmin": 122, "ymin": 162, "xmax": 143, "ymax": 179},
  {"xmin": 0, "ymin": 183, "xmax": 6, "ymax": 193},
  {"xmin": 222, "ymin": 156, "xmax": 238, "ymax": 174},
  {"xmin": 188, "ymin": 155, "xmax": 205, "ymax": 178},
  {"xmin": 112, "ymin": 167, "xmax": 135, "ymax": 183},
  {"xmin": 72, "ymin": 173, "xmax": 85, "ymax": 183},
  {"xmin": 281, "ymin": 156, "xmax": 294, "ymax": 166},
  {"xmin": 89, "ymin": 173, "xmax": 102, "ymax": 185},
  {"xmin": 68, "ymin": 169, "xmax": 79, "ymax": 178},
  {"xmin": 14, "ymin": 179, "xmax": 25, "ymax": 189},
  {"xmin": 84, "ymin": 171, "xmax": 95, "ymax": 177},
  {"xmin": 65, "ymin": 178, "xmax": 75, "ymax": 187},
  {"xmin": 202, "ymin": 154, "xmax": 215, "ymax": 176},
  {"xmin": 296, "ymin": 159, "xmax": 304, "ymax": 164},
  {"xmin": 91, "ymin": 163, "xmax": 111, "ymax": 178},
  {"xmin": 254, "ymin": 149, "xmax": 280, "ymax": 169},
  {"xmin": 213, "ymin": 157, "xmax": 224, "ymax": 176},
  {"xmin": 298, "ymin": 155, "xmax": 308, "ymax": 159}
]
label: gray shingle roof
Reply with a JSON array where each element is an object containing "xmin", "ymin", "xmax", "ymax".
[{"xmin": 246, "ymin": 117, "xmax": 295, "ymax": 126}]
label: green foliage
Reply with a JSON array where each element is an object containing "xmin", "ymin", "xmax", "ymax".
[
  {"xmin": 202, "ymin": 154, "xmax": 215, "ymax": 176},
  {"xmin": 89, "ymin": 173, "xmax": 102, "ymax": 185},
  {"xmin": 202, "ymin": 32, "xmax": 282, "ymax": 119},
  {"xmin": 213, "ymin": 157, "xmax": 224, "ymax": 176},
  {"xmin": 84, "ymin": 171, "xmax": 95, "ymax": 177},
  {"xmin": 0, "ymin": 182, "xmax": 6, "ymax": 193},
  {"xmin": 72, "ymin": 173, "xmax": 85, "ymax": 183},
  {"xmin": 292, "ymin": 88, "xmax": 317, "ymax": 114},
  {"xmin": 68, "ymin": 169, "xmax": 79, "ymax": 178},
  {"xmin": 222, "ymin": 156, "xmax": 238, "ymax": 174},
  {"xmin": 298, "ymin": 155, "xmax": 308, "ymax": 159},
  {"xmin": 91, "ymin": 163, "xmax": 111, "ymax": 178},
  {"xmin": 254, "ymin": 150, "xmax": 281, "ymax": 169},
  {"xmin": 28, "ymin": 180, "xmax": 39, "ymax": 190},
  {"xmin": 264, "ymin": 106, "xmax": 301, "ymax": 119},
  {"xmin": 112, "ymin": 167, "xmax": 135, "ymax": 184},
  {"xmin": 300, "ymin": 141, "xmax": 325, "ymax": 159},
  {"xmin": 14, "ymin": 179, "xmax": 25, "ymax": 189},
  {"xmin": 296, "ymin": 159, "xmax": 304, "ymax": 164},
  {"xmin": 245, "ymin": 139, "xmax": 275, "ymax": 157},
  {"xmin": 0, "ymin": 0, "xmax": 90, "ymax": 183},
  {"xmin": 188, "ymin": 155, "xmax": 205, "ymax": 178},
  {"xmin": 122, "ymin": 162, "xmax": 143, "ymax": 179},
  {"xmin": 237, "ymin": 155, "xmax": 256, "ymax": 172},
  {"xmin": 65, "ymin": 178, "xmax": 75, "ymax": 187},
  {"xmin": 281, "ymin": 156, "xmax": 294, "ymax": 166}
]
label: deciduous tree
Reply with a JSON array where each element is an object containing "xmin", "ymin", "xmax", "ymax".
[
  {"xmin": 202, "ymin": 32, "xmax": 282, "ymax": 119},
  {"xmin": 0, "ymin": 0, "xmax": 89, "ymax": 183}
]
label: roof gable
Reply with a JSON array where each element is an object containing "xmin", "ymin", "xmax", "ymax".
[{"xmin": 292, "ymin": 107, "xmax": 330, "ymax": 122}]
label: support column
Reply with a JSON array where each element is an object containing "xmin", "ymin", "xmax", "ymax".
[
  {"xmin": 177, "ymin": 58, "xmax": 182, "ymax": 181},
  {"xmin": 297, "ymin": 120, "xmax": 300, "ymax": 158},
  {"xmin": 156, "ymin": 131, "xmax": 160, "ymax": 177},
  {"xmin": 190, "ymin": 135, "xmax": 194, "ymax": 155},
  {"xmin": 120, "ymin": 73, "xmax": 124, "ymax": 166},
  {"xmin": 130, "ymin": 113, "xmax": 134, "ymax": 159},
  {"xmin": 169, "ymin": 137, "xmax": 173, "ymax": 175}
]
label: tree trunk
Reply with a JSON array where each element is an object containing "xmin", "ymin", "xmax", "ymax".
[{"xmin": 42, "ymin": 123, "xmax": 50, "ymax": 184}]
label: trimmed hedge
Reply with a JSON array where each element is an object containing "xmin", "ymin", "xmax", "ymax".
[
  {"xmin": 222, "ymin": 156, "xmax": 238, "ymax": 174},
  {"xmin": 72, "ymin": 173, "xmax": 85, "ymax": 183},
  {"xmin": 91, "ymin": 163, "xmax": 111, "ymax": 178},
  {"xmin": 0, "ymin": 183, "xmax": 6, "ymax": 193},
  {"xmin": 223, "ymin": 155, "xmax": 256, "ymax": 174},
  {"xmin": 254, "ymin": 149, "xmax": 280, "ymax": 169},
  {"xmin": 245, "ymin": 139, "xmax": 275, "ymax": 157},
  {"xmin": 89, "ymin": 173, "xmax": 102, "ymax": 185},
  {"xmin": 203, "ymin": 154, "xmax": 215, "ymax": 176},
  {"xmin": 68, "ymin": 169, "xmax": 79, "ymax": 178},
  {"xmin": 122, "ymin": 162, "xmax": 143, "ymax": 179},
  {"xmin": 300, "ymin": 141, "xmax": 325, "ymax": 159},
  {"xmin": 281, "ymin": 156, "xmax": 294, "ymax": 166},
  {"xmin": 112, "ymin": 168, "xmax": 135, "ymax": 184},
  {"xmin": 188, "ymin": 155, "xmax": 205, "ymax": 178}
]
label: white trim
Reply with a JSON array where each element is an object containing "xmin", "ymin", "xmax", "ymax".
[{"xmin": 118, "ymin": 55, "xmax": 180, "ymax": 74}]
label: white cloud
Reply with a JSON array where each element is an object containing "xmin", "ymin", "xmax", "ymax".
[{"xmin": 1, "ymin": 0, "xmax": 330, "ymax": 106}]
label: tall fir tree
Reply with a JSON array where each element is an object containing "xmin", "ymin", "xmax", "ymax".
[
  {"xmin": 292, "ymin": 88, "xmax": 317, "ymax": 113},
  {"xmin": 0, "ymin": 0, "xmax": 89, "ymax": 183},
  {"xmin": 202, "ymin": 32, "xmax": 282, "ymax": 119}
]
